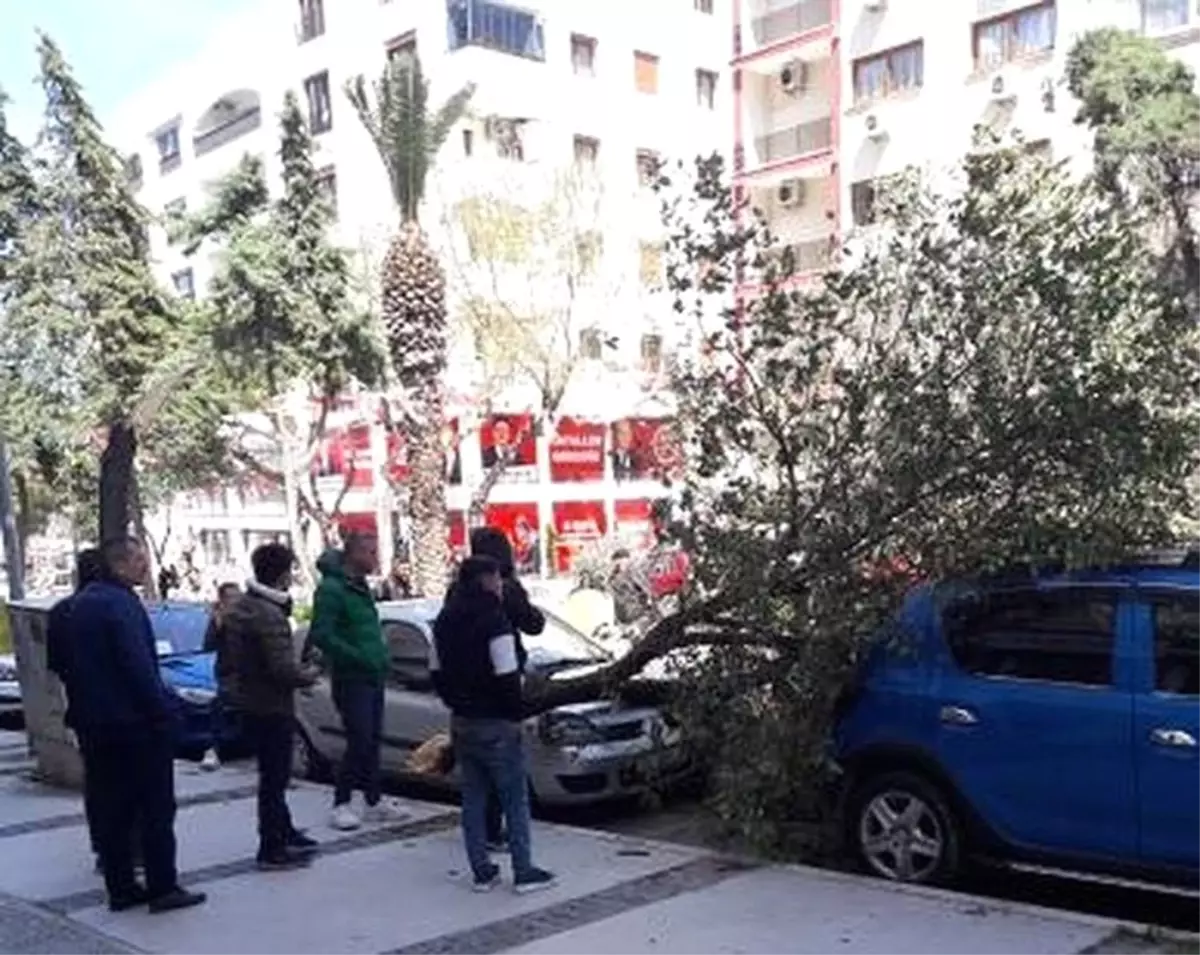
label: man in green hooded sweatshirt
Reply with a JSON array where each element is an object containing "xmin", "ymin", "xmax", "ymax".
[{"xmin": 311, "ymin": 532, "xmax": 406, "ymax": 830}]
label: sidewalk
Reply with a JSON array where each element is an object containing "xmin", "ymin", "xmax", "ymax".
[{"xmin": 0, "ymin": 730, "xmax": 1172, "ymax": 955}]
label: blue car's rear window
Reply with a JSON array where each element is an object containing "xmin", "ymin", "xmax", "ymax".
[{"xmin": 147, "ymin": 603, "xmax": 210, "ymax": 656}]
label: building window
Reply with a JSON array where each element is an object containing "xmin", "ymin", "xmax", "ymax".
[
  {"xmin": 634, "ymin": 51, "xmax": 660, "ymax": 94},
  {"xmin": 695, "ymin": 0, "xmax": 714, "ymax": 12},
  {"xmin": 639, "ymin": 242, "xmax": 664, "ymax": 289},
  {"xmin": 316, "ymin": 165, "xmax": 338, "ymax": 215},
  {"xmin": 580, "ymin": 328, "xmax": 603, "ymax": 359},
  {"xmin": 155, "ymin": 125, "xmax": 181, "ymax": 172},
  {"xmin": 164, "ymin": 197, "xmax": 186, "ymax": 244},
  {"xmin": 695, "ymin": 69, "xmax": 718, "ymax": 109},
  {"xmin": 640, "ymin": 333, "xmax": 664, "ymax": 373},
  {"xmin": 1141, "ymin": 0, "xmax": 1189, "ymax": 33},
  {"xmin": 386, "ymin": 32, "xmax": 416, "ymax": 67},
  {"xmin": 575, "ymin": 231, "xmax": 603, "ymax": 273},
  {"xmin": 853, "ymin": 41, "xmax": 924, "ymax": 104},
  {"xmin": 574, "ymin": 135, "xmax": 599, "ymax": 166},
  {"xmin": 571, "ymin": 34, "xmax": 596, "ymax": 75},
  {"xmin": 850, "ymin": 179, "xmax": 877, "ymax": 227},
  {"xmin": 448, "ymin": 0, "xmax": 546, "ymax": 62},
  {"xmin": 636, "ymin": 149, "xmax": 660, "ymax": 188},
  {"xmin": 973, "ymin": 2, "xmax": 1056, "ymax": 72},
  {"xmin": 463, "ymin": 128, "xmax": 474, "ymax": 156},
  {"xmin": 304, "ymin": 71, "xmax": 333, "ymax": 134},
  {"xmin": 171, "ymin": 268, "xmax": 196, "ymax": 301},
  {"xmin": 298, "ymin": 0, "xmax": 325, "ymax": 42},
  {"xmin": 485, "ymin": 117, "xmax": 525, "ymax": 160}
]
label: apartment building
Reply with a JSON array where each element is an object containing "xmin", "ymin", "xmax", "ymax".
[
  {"xmin": 109, "ymin": 0, "xmax": 731, "ymax": 576},
  {"xmin": 732, "ymin": 0, "xmax": 1200, "ymax": 289}
]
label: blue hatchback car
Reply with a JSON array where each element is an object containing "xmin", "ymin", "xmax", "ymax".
[{"xmin": 833, "ymin": 556, "xmax": 1199, "ymax": 890}]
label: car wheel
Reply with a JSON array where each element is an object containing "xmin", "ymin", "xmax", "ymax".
[
  {"xmin": 848, "ymin": 770, "xmax": 961, "ymax": 886},
  {"xmin": 292, "ymin": 725, "xmax": 330, "ymax": 782}
]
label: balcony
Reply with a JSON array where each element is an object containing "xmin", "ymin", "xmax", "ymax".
[
  {"xmin": 737, "ymin": 0, "xmax": 834, "ymax": 68},
  {"xmin": 193, "ymin": 108, "xmax": 262, "ymax": 158},
  {"xmin": 753, "ymin": 0, "xmax": 832, "ymax": 46},
  {"xmin": 753, "ymin": 117, "xmax": 832, "ymax": 165},
  {"xmin": 447, "ymin": 0, "xmax": 546, "ymax": 62},
  {"xmin": 774, "ymin": 236, "xmax": 832, "ymax": 273}
]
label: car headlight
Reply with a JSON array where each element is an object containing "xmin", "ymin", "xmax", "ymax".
[
  {"xmin": 173, "ymin": 686, "xmax": 217, "ymax": 706},
  {"xmin": 538, "ymin": 712, "xmax": 605, "ymax": 746}
]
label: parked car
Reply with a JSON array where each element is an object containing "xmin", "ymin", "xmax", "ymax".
[
  {"xmin": 832, "ymin": 556, "xmax": 1199, "ymax": 891},
  {"xmin": 293, "ymin": 599, "xmax": 690, "ymax": 805},
  {"xmin": 0, "ymin": 652, "xmax": 20, "ymax": 720},
  {"xmin": 4, "ymin": 597, "xmax": 241, "ymax": 758}
]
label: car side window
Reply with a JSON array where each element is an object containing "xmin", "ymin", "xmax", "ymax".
[
  {"xmin": 384, "ymin": 622, "xmax": 431, "ymax": 691},
  {"xmin": 944, "ymin": 588, "xmax": 1116, "ymax": 687},
  {"xmin": 1150, "ymin": 595, "xmax": 1198, "ymax": 696}
]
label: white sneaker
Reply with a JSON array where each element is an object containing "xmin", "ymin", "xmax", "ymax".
[
  {"xmin": 362, "ymin": 797, "xmax": 410, "ymax": 825},
  {"xmin": 330, "ymin": 803, "xmax": 362, "ymax": 831},
  {"xmin": 199, "ymin": 749, "xmax": 220, "ymax": 772}
]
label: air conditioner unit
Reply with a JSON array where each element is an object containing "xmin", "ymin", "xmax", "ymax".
[
  {"xmin": 777, "ymin": 179, "xmax": 806, "ymax": 208},
  {"xmin": 990, "ymin": 71, "xmax": 1017, "ymax": 103},
  {"xmin": 864, "ymin": 0, "xmax": 886, "ymax": 10},
  {"xmin": 779, "ymin": 61, "xmax": 808, "ymax": 95},
  {"xmin": 864, "ymin": 112, "xmax": 888, "ymax": 141}
]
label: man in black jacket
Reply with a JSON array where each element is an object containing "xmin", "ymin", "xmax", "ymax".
[
  {"xmin": 466, "ymin": 527, "xmax": 544, "ymax": 848},
  {"xmin": 432, "ymin": 556, "xmax": 555, "ymax": 894}
]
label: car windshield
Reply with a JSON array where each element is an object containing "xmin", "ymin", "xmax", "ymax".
[
  {"xmin": 147, "ymin": 603, "xmax": 211, "ymax": 657},
  {"xmin": 525, "ymin": 610, "xmax": 609, "ymax": 672}
]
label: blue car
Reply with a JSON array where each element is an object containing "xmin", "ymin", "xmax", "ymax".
[{"xmin": 833, "ymin": 554, "xmax": 1199, "ymax": 891}]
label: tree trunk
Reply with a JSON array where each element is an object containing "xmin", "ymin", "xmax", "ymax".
[
  {"xmin": 131, "ymin": 471, "xmax": 159, "ymax": 599},
  {"xmin": 99, "ymin": 419, "xmax": 137, "ymax": 543},
  {"xmin": 408, "ymin": 400, "xmax": 448, "ymax": 598},
  {"xmin": 12, "ymin": 469, "xmax": 33, "ymax": 574},
  {"xmin": 282, "ymin": 450, "xmax": 314, "ymax": 591}
]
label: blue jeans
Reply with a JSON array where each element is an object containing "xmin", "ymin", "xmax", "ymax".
[
  {"xmin": 332, "ymin": 678, "xmax": 384, "ymax": 807},
  {"xmin": 451, "ymin": 717, "xmax": 533, "ymax": 880}
]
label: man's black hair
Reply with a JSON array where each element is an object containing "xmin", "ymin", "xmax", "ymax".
[
  {"xmin": 75, "ymin": 548, "xmax": 103, "ymax": 590},
  {"xmin": 469, "ymin": 526, "xmax": 515, "ymax": 575},
  {"xmin": 100, "ymin": 536, "xmax": 141, "ymax": 571},
  {"xmin": 217, "ymin": 581, "xmax": 241, "ymax": 599},
  {"xmin": 458, "ymin": 554, "xmax": 501, "ymax": 588},
  {"xmin": 251, "ymin": 543, "xmax": 295, "ymax": 587}
]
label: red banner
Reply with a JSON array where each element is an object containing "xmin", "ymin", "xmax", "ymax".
[
  {"xmin": 313, "ymin": 423, "xmax": 373, "ymax": 489},
  {"xmin": 549, "ymin": 417, "xmax": 606, "ymax": 483},
  {"xmin": 483, "ymin": 502, "xmax": 541, "ymax": 575},
  {"xmin": 613, "ymin": 498, "xmax": 657, "ymax": 549},
  {"xmin": 448, "ymin": 510, "xmax": 467, "ymax": 558},
  {"xmin": 610, "ymin": 418, "xmax": 682, "ymax": 483},
  {"xmin": 388, "ymin": 418, "xmax": 461, "ymax": 486},
  {"xmin": 551, "ymin": 500, "xmax": 607, "ymax": 573},
  {"xmin": 337, "ymin": 512, "xmax": 378, "ymax": 537},
  {"xmin": 480, "ymin": 413, "xmax": 536, "ymax": 478}
]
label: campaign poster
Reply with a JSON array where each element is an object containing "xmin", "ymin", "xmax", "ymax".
[
  {"xmin": 479, "ymin": 413, "xmax": 537, "ymax": 482},
  {"xmin": 548, "ymin": 417, "xmax": 606, "ymax": 483},
  {"xmin": 447, "ymin": 510, "xmax": 467, "ymax": 559},
  {"xmin": 609, "ymin": 417, "xmax": 683, "ymax": 483},
  {"xmin": 313, "ymin": 423, "xmax": 373, "ymax": 490},
  {"xmin": 336, "ymin": 512, "xmax": 378, "ymax": 538},
  {"xmin": 551, "ymin": 500, "xmax": 607, "ymax": 573},
  {"xmin": 613, "ymin": 498, "xmax": 657, "ymax": 549},
  {"xmin": 388, "ymin": 417, "xmax": 462, "ymax": 486},
  {"xmin": 483, "ymin": 501, "xmax": 541, "ymax": 575}
]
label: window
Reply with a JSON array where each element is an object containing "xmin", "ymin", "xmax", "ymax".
[
  {"xmin": 485, "ymin": 117, "xmax": 525, "ymax": 160},
  {"xmin": 304, "ymin": 71, "xmax": 333, "ymax": 134},
  {"xmin": 164, "ymin": 198, "xmax": 186, "ymax": 245},
  {"xmin": 1141, "ymin": 0, "xmax": 1189, "ymax": 33},
  {"xmin": 639, "ymin": 242, "xmax": 664, "ymax": 289},
  {"xmin": 695, "ymin": 69, "xmax": 718, "ymax": 109},
  {"xmin": 574, "ymin": 135, "xmax": 599, "ymax": 166},
  {"xmin": 575, "ymin": 231, "xmax": 603, "ymax": 273},
  {"xmin": 384, "ymin": 622, "xmax": 432, "ymax": 690},
  {"xmin": 386, "ymin": 32, "xmax": 416, "ymax": 67},
  {"xmin": 448, "ymin": 0, "xmax": 546, "ymax": 62},
  {"xmin": 580, "ymin": 328, "xmax": 603, "ymax": 359},
  {"xmin": 155, "ymin": 125, "xmax": 181, "ymax": 172},
  {"xmin": 1151, "ymin": 596, "xmax": 1198, "ymax": 695},
  {"xmin": 695, "ymin": 0, "xmax": 714, "ymax": 12},
  {"xmin": 171, "ymin": 268, "xmax": 195, "ymax": 301},
  {"xmin": 298, "ymin": 0, "xmax": 325, "ymax": 42},
  {"xmin": 571, "ymin": 34, "xmax": 596, "ymax": 75},
  {"xmin": 853, "ymin": 41, "xmax": 924, "ymax": 104},
  {"xmin": 316, "ymin": 165, "xmax": 338, "ymax": 216},
  {"xmin": 634, "ymin": 51, "xmax": 660, "ymax": 94},
  {"xmin": 636, "ymin": 149, "xmax": 660, "ymax": 188},
  {"xmin": 850, "ymin": 179, "xmax": 877, "ymax": 227},
  {"xmin": 944, "ymin": 588, "xmax": 1116, "ymax": 687},
  {"xmin": 973, "ymin": 3, "xmax": 1056, "ymax": 71},
  {"xmin": 640, "ymin": 333, "xmax": 664, "ymax": 373},
  {"xmin": 463, "ymin": 128, "xmax": 474, "ymax": 156}
]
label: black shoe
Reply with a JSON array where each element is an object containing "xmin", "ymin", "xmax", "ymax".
[
  {"xmin": 513, "ymin": 866, "xmax": 557, "ymax": 895},
  {"xmin": 148, "ymin": 887, "xmax": 207, "ymax": 914},
  {"xmin": 256, "ymin": 846, "xmax": 314, "ymax": 871},
  {"xmin": 108, "ymin": 884, "xmax": 149, "ymax": 912},
  {"xmin": 286, "ymin": 830, "xmax": 320, "ymax": 853}
]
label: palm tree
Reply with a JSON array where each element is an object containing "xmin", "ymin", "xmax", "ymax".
[{"xmin": 346, "ymin": 57, "xmax": 474, "ymax": 596}]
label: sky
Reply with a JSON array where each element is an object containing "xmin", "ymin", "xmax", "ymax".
[{"xmin": 0, "ymin": 0, "xmax": 262, "ymax": 141}]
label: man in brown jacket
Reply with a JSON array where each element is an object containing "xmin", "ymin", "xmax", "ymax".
[{"xmin": 223, "ymin": 544, "xmax": 321, "ymax": 870}]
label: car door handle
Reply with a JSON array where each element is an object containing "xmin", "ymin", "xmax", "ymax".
[
  {"xmin": 940, "ymin": 705, "xmax": 979, "ymax": 727},
  {"xmin": 1149, "ymin": 728, "xmax": 1198, "ymax": 749}
]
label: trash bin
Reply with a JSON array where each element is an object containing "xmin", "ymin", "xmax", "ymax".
[{"xmin": 7, "ymin": 599, "xmax": 84, "ymax": 789}]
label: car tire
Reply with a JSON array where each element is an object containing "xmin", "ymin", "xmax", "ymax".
[
  {"xmin": 292, "ymin": 725, "xmax": 330, "ymax": 783},
  {"xmin": 847, "ymin": 770, "xmax": 962, "ymax": 886}
]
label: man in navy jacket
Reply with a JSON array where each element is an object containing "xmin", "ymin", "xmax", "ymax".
[{"xmin": 65, "ymin": 537, "xmax": 205, "ymax": 915}]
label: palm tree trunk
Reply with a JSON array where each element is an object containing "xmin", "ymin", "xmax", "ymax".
[
  {"xmin": 408, "ymin": 395, "xmax": 447, "ymax": 597},
  {"xmin": 99, "ymin": 419, "xmax": 137, "ymax": 542}
]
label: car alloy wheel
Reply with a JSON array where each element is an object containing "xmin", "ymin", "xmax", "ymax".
[{"xmin": 858, "ymin": 789, "xmax": 945, "ymax": 882}]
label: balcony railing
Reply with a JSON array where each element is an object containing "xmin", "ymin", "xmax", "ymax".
[
  {"xmin": 193, "ymin": 108, "xmax": 262, "ymax": 159},
  {"xmin": 447, "ymin": 0, "xmax": 546, "ymax": 62},
  {"xmin": 753, "ymin": 117, "xmax": 832, "ymax": 165},
  {"xmin": 751, "ymin": 0, "xmax": 833, "ymax": 47},
  {"xmin": 767, "ymin": 236, "xmax": 833, "ymax": 276}
]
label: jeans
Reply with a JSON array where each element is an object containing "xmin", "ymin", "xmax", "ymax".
[
  {"xmin": 79, "ymin": 726, "xmax": 178, "ymax": 900},
  {"xmin": 245, "ymin": 713, "xmax": 295, "ymax": 857},
  {"xmin": 332, "ymin": 677, "xmax": 384, "ymax": 807},
  {"xmin": 451, "ymin": 717, "xmax": 533, "ymax": 880}
]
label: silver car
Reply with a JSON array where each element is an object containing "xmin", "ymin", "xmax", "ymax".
[{"xmin": 293, "ymin": 599, "xmax": 690, "ymax": 806}]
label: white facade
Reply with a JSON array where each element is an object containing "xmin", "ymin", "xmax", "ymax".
[{"xmin": 109, "ymin": 0, "xmax": 731, "ymax": 577}]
